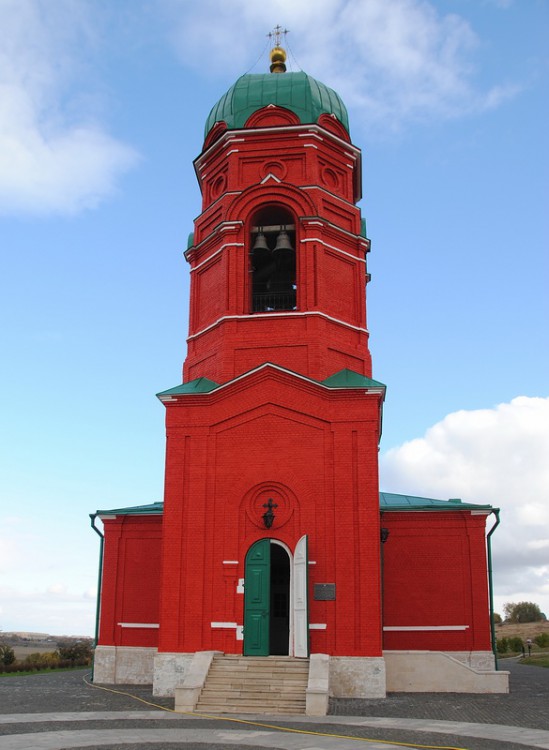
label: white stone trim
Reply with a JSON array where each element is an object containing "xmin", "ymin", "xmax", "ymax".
[
  {"xmin": 190, "ymin": 243, "xmax": 244, "ymax": 273},
  {"xmin": 299, "ymin": 132, "xmax": 323, "ymax": 142},
  {"xmin": 187, "ymin": 310, "xmax": 368, "ymax": 341},
  {"xmin": 118, "ymin": 622, "xmax": 159, "ymax": 629},
  {"xmin": 219, "ymin": 223, "xmax": 242, "ymax": 233},
  {"xmin": 222, "ymin": 560, "xmax": 239, "ymax": 564},
  {"xmin": 383, "ymin": 625, "xmax": 469, "ymax": 631},
  {"xmin": 159, "ymin": 362, "xmax": 383, "ymax": 405},
  {"xmin": 301, "ymin": 237, "xmax": 367, "ymax": 264},
  {"xmin": 211, "ymin": 622, "xmax": 238, "ymax": 628},
  {"xmin": 309, "ymin": 624, "xmax": 327, "ymax": 630},
  {"xmin": 196, "ymin": 124, "xmax": 360, "ymax": 168}
]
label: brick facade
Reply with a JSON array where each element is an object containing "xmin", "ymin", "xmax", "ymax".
[{"xmin": 93, "ymin": 71, "xmax": 500, "ymax": 694}]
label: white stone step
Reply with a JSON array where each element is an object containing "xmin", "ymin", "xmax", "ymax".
[{"xmin": 194, "ymin": 654, "xmax": 309, "ymax": 715}]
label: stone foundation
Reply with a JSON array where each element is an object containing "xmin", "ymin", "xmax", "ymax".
[
  {"xmin": 384, "ymin": 650, "xmax": 509, "ymax": 693},
  {"xmin": 93, "ymin": 647, "xmax": 508, "ymax": 698},
  {"xmin": 93, "ymin": 645, "xmax": 156, "ymax": 684},
  {"xmin": 329, "ymin": 656, "xmax": 386, "ymax": 699},
  {"xmin": 152, "ymin": 652, "xmax": 194, "ymax": 696}
]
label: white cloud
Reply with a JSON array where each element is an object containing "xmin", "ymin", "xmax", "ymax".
[
  {"xmin": 380, "ymin": 396, "xmax": 549, "ymax": 618},
  {"xmin": 0, "ymin": 0, "xmax": 139, "ymax": 216},
  {"xmin": 0, "ymin": 514, "xmax": 98, "ymax": 635},
  {"xmin": 0, "ymin": 585, "xmax": 94, "ymax": 636},
  {"xmin": 163, "ymin": 0, "xmax": 519, "ymax": 130}
]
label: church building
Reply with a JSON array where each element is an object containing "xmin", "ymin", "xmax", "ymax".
[{"xmin": 91, "ymin": 39, "xmax": 508, "ymax": 711}]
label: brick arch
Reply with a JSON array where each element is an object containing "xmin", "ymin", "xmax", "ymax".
[
  {"xmin": 318, "ymin": 113, "xmax": 350, "ymax": 142},
  {"xmin": 225, "ymin": 182, "xmax": 317, "ymax": 228},
  {"xmin": 203, "ymin": 121, "xmax": 228, "ymax": 150},
  {"xmin": 245, "ymin": 105, "xmax": 301, "ymax": 130}
]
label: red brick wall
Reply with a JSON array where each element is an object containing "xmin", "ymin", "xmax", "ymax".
[
  {"xmin": 158, "ymin": 365, "xmax": 384, "ymax": 657},
  {"xmin": 185, "ymin": 108, "xmax": 372, "ymax": 384},
  {"xmin": 381, "ymin": 511, "xmax": 492, "ymax": 651},
  {"xmin": 98, "ymin": 516, "xmax": 162, "ymax": 648}
]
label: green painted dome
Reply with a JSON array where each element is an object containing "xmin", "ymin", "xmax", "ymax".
[{"xmin": 204, "ymin": 71, "xmax": 349, "ymax": 138}]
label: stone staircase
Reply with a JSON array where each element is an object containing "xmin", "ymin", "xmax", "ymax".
[{"xmin": 194, "ymin": 654, "xmax": 309, "ymax": 714}]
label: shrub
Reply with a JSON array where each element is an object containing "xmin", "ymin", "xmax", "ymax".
[
  {"xmin": 492, "ymin": 612, "xmax": 502, "ymax": 625},
  {"xmin": 508, "ymin": 636, "xmax": 524, "ymax": 653},
  {"xmin": 0, "ymin": 645, "xmax": 15, "ymax": 666},
  {"xmin": 496, "ymin": 637, "xmax": 508, "ymax": 654},
  {"xmin": 534, "ymin": 633, "xmax": 549, "ymax": 648},
  {"xmin": 24, "ymin": 652, "xmax": 60, "ymax": 668},
  {"xmin": 57, "ymin": 641, "xmax": 92, "ymax": 664}
]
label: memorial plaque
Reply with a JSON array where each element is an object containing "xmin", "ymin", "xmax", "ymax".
[{"xmin": 314, "ymin": 583, "xmax": 336, "ymax": 600}]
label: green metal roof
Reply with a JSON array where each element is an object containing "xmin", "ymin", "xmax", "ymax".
[
  {"xmin": 205, "ymin": 72, "xmax": 349, "ymax": 138},
  {"xmin": 156, "ymin": 377, "xmax": 220, "ymax": 398},
  {"xmin": 94, "ymin": 494, "xmax": 494, "ymax": 518},
  {"xmin": 380, "ymin": 492, "xmax": 494, "ymax": 511},
  {"xmin": 322, "ymin": 369, "xmax": 386, "ymax": 390},
  {"xmin": 94, "ymin": 502, "xmax": 164, "ymax": 517}
]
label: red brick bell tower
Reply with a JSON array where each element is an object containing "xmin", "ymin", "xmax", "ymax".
[
  {"xmin": 154, "ymin": 41, "xmax": 386, "ymax": 692},
  {"xmin": 92, "ymin": 39, "xmax": 508, "ymax": 701}
]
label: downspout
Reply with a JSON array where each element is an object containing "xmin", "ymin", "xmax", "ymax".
[
  {"xmin": 486, "ymin": 509, "xmax": 500, "ymax": 669},
  {"xmin": 89, "ymin": 513, "xmax": 104, "ymax": 682}
]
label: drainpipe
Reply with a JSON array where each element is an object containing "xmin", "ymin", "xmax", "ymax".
[
  {"xmin": 89, "ymin": 513, "xmax": 104, "ymax": 682},
  {"xmin": 486, "ymin": 509, "xmax": 500, "ymax": 669}
]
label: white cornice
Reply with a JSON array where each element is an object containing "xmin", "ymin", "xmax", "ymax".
[
  {"xmin": 160, "ymin": 361, "xmax": 383, "ymax": 404},
  {"xmin": 187, "ymin": 310, "xmax": 368, "ymax": 341},
  {"xmin": 195, "ymin": 123, "xmax": 361, "ymax": 168}
]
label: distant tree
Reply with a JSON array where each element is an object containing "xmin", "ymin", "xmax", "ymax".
[
  {"xmin": 0, "ymin": 645, "xmax": 15, "ymax": 665},
  {"xmin": 492, "ymin": 612, "xmax": 502, "ymax": 625},
  {"xmin": 503, "ymin": 601, "xmax": 545, "ymax": 623},
  {"xmin": 57, "ymin": 641, "xmax": 92, "ymax": 663}
]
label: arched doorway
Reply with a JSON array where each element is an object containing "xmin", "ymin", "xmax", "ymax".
[
  {"xmin": 243, "ymin": 539, "xmax": 290, "ymax": 656},
  {"xmin": 243, "ymin": 537, "xmax": 309, "ymax": 657}
]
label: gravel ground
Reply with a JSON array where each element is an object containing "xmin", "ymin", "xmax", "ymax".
[{"xmin": 0, "ymin": 659, "xmax": 547, "ymax": 750}]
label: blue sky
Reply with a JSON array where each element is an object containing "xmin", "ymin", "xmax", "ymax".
[{"xmin": 1, "ymin": 0, "xmax": 547, "ymax": 636}]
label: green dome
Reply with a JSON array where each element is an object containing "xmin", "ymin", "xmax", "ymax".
[{"xmin": 204, "ymin": 71, "xmax": 349, "ymax": 138}]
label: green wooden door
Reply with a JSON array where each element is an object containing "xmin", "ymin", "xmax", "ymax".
[{"xmin": 243, "ymin": 539, "xmax": 270, "ymax": 656}]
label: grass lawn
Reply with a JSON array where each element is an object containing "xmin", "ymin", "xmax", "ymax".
[
  {"xmin": 520, "ymin": 655, "xmax": 549, "ymax": 668},
  {"xmin": 0, "ymin": 666, "xmax": 90, "ymax": 678}
]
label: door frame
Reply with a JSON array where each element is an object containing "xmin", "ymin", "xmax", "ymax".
[{"xmin": 243, "ymin": 537, "xmax": 308, "ymax": 657}]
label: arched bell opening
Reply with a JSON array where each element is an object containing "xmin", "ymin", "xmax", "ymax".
[{"xmin": 250, "ymin": 206, "xmax": 296, "ymax": 312}]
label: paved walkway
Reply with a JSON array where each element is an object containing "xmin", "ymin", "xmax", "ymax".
[{"xmin": 0, "ymin": 658, "xmax": 547, "ymax": 749}]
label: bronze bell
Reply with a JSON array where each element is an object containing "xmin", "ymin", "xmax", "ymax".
[
  {"xmin": 252, "ymin": 231, "xmax": 269, "ymax": 251},
  {"xmin": 273, "ymin": 229, "xmax": 293, "ymax": 253}
]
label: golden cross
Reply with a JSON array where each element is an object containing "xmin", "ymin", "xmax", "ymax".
[{"xmin": 268, "ymin": 25, "xmax": 289, "ymax": 47}]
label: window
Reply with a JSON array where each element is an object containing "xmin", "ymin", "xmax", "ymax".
[{"xmin": 250, "ymin": 207, "xmax": 296, "ymax": 312}]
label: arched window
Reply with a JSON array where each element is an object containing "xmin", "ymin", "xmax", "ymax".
[{"xmin": 250, "ymin": 207, "xmax": 296, "ymax": 312}]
